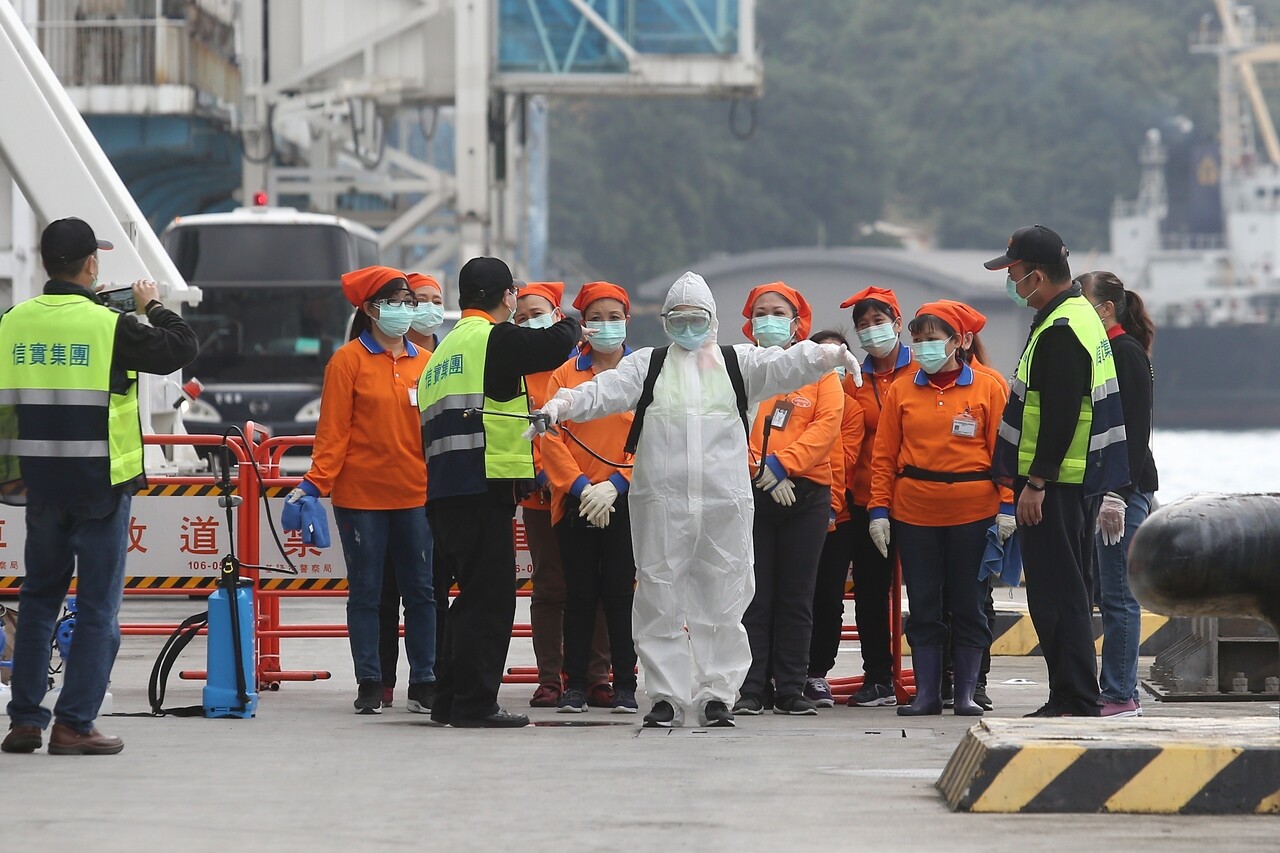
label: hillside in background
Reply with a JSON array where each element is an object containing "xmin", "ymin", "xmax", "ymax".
[{"xmin": 547, "ymin": 0, "xmax": 1280, "ymax": 285}]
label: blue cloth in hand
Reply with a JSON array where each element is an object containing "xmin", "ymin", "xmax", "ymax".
[
  {"xmin": 979, "ymin": 524, "xmax": 1022, "ymax": 587},
  {"xmin": 281, "ymin": 495, "xmax": 331, "ymax": 548}
]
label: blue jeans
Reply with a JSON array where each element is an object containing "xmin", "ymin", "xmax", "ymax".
[
  {"xmin": 1094, "ymin": 491, "xmax": 1153, "ymax": 703},
  {"xmin": 6, "ymin": 492, "xmax": 131, "ymax": 733},
  {"xmin": 334, "ymin": 506, "xmax": 436, "ymax": 685}
]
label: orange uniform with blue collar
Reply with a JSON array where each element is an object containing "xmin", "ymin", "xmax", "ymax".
[
  {"xmin": 541, "ymin": 347, "xmax": 636, "ymax": 525},
  {"xmin": 749, "ymin": 372, "xmax": 844, "ymax": 488},
  {"xmin": 831, "ymin": 391, "xmax": 866, "ymax": 525},
  {"xmin": 842, "ymin": 344, "xmax": 917, "ymax": 507},
  {"xmin": 868, "ymin": 363, "xmax": 1014, "ymax": 527}
]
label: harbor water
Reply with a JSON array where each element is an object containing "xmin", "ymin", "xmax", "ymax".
[{"xmin": 1151, "ymin": 429, "xmax": 1280, "ymax": 503}]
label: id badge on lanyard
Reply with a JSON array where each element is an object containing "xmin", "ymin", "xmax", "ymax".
[
  {"xmin": 770, "ymin": 400, "xmax": 794, "ymax": 430},
  {"xmin": 951, "ymin": 407, "xmax": 978, "ymax": 438}
]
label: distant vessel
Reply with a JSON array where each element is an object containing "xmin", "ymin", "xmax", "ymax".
[{"xmin": 1110, "ymin": 1, "xmax": 1280, "ymax": 428}]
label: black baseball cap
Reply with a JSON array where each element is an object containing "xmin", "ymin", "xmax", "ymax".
[
  {"xmin": 40, "ymin": 218, "xmax": 112, "ymax": 268},
  {"xmin": 457, "ymin": 256, "xmax": 514, "ymax": 302},
  {"xmin": 983, "ymin": 224, "xmax": 1068, "ymax": 270}
]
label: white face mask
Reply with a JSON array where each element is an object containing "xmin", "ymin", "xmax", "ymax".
[
  {"xmin": 518, "ymin": 312, "xmax": 555, "ymax": 330},
  {"xmin": 411, "ymin": 302, "xmax": 445, "ymax": 334}
]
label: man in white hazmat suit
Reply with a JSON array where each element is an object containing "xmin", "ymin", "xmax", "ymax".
[{"xmin": 528, "ymin": 272, "xmax": 862, "ymax": 727}]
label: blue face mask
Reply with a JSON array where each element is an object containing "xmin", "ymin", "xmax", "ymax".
[
  {"xmin": 752, "ymin": 315, "xmax": 795, "ymax": 348},
  {"xmin": 411, "ymin": 302, "xmax": 445, "ymax": 335},
  {"xmin": 910, "ymin": 339, "xmax": 955, "ymax": 374},
  {"xmin": 856, "ymin": 321, "xmax": 898, "ymax": 357},
  {"xmin": 585, "ymin": 320, "xmax": 627, "ymax": 353},
  {"xmin": 373, "ymin": 302, "xmax": 414, "ymax": 337},
  {"xmin": 519, "ymin": 312, "xmax": 556, "ymax": 330},
  {"xmin": 1006, "ymin": 271, "xmax": 1038, "ymax": 308}
]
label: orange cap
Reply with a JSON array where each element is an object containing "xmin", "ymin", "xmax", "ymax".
[
  {"xmin": 518, "ymin": 281, "xmax": 565, "ymax": 309},
  {"xmin": 840, "ymin": 286, "xmax": 901, "ymax": 318},
  {"xmin": 741, "ymin": 281, "xmax": 813, "ymax": 342},
  {"xmin": 573, "ymin": 281, "xmax": 631, "ymax": 315},
  {"xmin": 935, "ymin": 299, "xmax": 987, "ymax": 335},
  {"xmin": 915, "ymin": 300, "xmax": 971, "ymax": 337},
  {"xmin": 341, "ymin": 266, "xmax": 408, "ymax": 308},
  {"xmin": 407, "ymin": 272, "xmax": 441, "ymax": 294}
]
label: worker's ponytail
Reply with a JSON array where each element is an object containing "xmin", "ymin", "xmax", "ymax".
[{"xmin": 1077, "ymin": 270, "xmax": 1156, "ymax": 355}]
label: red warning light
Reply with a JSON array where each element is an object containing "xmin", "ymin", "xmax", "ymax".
[{"xmin": 252, "ymin": 191, "xmax": 269, "ymax": 206}]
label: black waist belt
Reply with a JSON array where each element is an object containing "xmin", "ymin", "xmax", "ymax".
[{"xmin": 900, "ymin": 465, "xmax": 992, "ymax": 484}]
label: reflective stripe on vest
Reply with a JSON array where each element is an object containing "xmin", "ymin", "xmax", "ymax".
[
  {"xmin": 996, "ymin": 295, "xmax": 1129, "ymax": 496},
  {"xmin": 417, "ymin": 315, "xmax": 534, "ymax": 499},
  {"xmin": 0, "ymin": 294, "xmax": 143, "ymax": 490}
]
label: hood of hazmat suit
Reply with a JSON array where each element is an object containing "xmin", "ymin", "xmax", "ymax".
[{"xmin": 545, "ymin": 271, "xmax": 849, "ymax": 724}]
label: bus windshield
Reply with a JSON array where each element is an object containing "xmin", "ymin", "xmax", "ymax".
[{"xmin": 184, "ymin": 284, "xmax": 353, "ymax": 384}]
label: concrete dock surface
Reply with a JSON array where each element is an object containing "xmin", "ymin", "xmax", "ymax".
[{"xmin": 4, "ymin": 595, "xmax": 1278, "ymax": 851}]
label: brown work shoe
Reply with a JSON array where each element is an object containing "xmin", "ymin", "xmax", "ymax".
[
  {"xmin": 1, "ymin": 724, "xmax": 43, "ymax": 753},
  {"xmin": 47, "ymin": 722, "xmax": 123, "ymax": 755}
]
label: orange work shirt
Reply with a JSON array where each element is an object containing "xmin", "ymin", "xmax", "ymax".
[
  {"xmin": 843, "ymin": 343, "xmax": 917, "ymax": 508},
  {"xmin": 521, "ymin": 363, "xmax": 563, "ymax": 511},
  {"xmin": 970, "ymin": 355, "xmax": 1009, "ymax": 399},
  {"xmin": 831, "ymin": 391, "xmax": 866, "ymax": 524},
  {"xmin": 868, "ymin": 363, "xmax": 1014, "ymax": 527},
  {"xmin": 542, "ymin": 347, "xmax": 636, "ymax": 526},
  {"xmin": 304, "ymin": 332, "xmax": 428, "ymax": 510},
  {"xmin": 749, "ymin": 371, "xmax": 843, "ymax": 488}
]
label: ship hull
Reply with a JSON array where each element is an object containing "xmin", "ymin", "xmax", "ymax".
[{"xmin": 1153, "ymin": 325, "xmax": 1280, "ymax": 429}]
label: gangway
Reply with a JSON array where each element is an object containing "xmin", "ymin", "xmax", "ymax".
[{"xmin": 0, "ymin": 0, "xmax": 203, "ymax": 470}]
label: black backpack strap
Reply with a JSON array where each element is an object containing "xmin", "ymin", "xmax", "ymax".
[
  {"xmin": 719, "ymin": 345, "xmax": 750, "ymax": 439},
  {"xmin": 623, "ymin": 345, "xmax": 669, "ymax": 455},
  {"xmin": 146, "ymin": 611, "xmax": 209, "ymax": 717}
]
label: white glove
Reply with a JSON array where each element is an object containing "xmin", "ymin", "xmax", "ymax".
[
  {"xmin": 869, "ymin": 517, "xmax": 891, "ymax": 558},
  {"xmin": 579, "ymin": 481, "xmax": 618, "ymax": 528},
  {"xmin": 521, "ymin": 396, "xmax": 571, "ymax": 440},
  {"xmin": 754, "ymin": 462, "xmax": 780, "ymax": 492},
  {"xmin": 996, "ymin": 513, "xmax": 1016, "ymax": 544},
  {"xmin": 770, "ymin": 477, "xmax": 796, "ymax": 506},
  {"xmin": 286, "ymin": 487, "xmax": 306, "ymax": 504},
  {"xmin": 1097, "ymin": 493, "xmax": 1126, "ymax": 547},
  {"xmin": 817, "ymin": 343, "xmax": 863, "ymax": 387}
]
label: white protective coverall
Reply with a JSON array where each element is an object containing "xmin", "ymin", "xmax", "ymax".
[{"xmin": 541, "ymin": 272, "xmax": 855, "ymax": 725}]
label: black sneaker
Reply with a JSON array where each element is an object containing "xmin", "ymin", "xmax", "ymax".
[
  {"xmin": 1024, "ymin": 701, "xmax": 1060, "ymax": 718},
  {"xmin": 354, "ymin": 680, "xmax": 382, "ymax": 715},
  {"xmin": 451, "ymin": 708, "xmax": 530, "ymax": 728},
  {"xmin": 941, "ymin": 671, "xmax": 955, "ymax": 709},
  {"xmin": 643, "ymin": 700, "xmax": 677, "ymax": 728},
  {"xmin": 557, "ymin": 688, "xmax": 588, "ymax": 713},
  {"xmin": 406, "ymin": 682, "xmax": 435, "ymax": 714},
  {"xmin": 849, "ymin": 682, "xmax": 897, "ymax": 707},
  {"xmin": 773, "ymin": 693, "xmax": 819, "ymax": 715},
  {"xmin": 732, "ymin": 695, "xmax": 764, "ymax": 715},
  {"xmin": 611, "ymin": 689, "xmax": 639, "ymax": 714},
  {"xmin": 972, "ymin": 682, "xmax": 993, "ymax": 712},
  {"xmin": 704, "ymin": 700, "xmax": 735, "ymax": 727}
]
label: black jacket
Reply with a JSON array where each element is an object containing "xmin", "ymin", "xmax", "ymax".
[{"xmin": 1109, "ymin": 331, "xmax": 1158, "ymax": 499}]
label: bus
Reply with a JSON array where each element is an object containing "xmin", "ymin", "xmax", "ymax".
[{"xmin": 161, "ymin": 206, "xmax": 380, "ymax": 449}]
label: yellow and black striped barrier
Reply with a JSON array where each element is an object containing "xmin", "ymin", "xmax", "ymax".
[
  {"xmin": 898, "ymin": 609, "xmax": 1178, "ymax": 658},
  {"xmin": 938, "ymin": 718, "xmax": 1280, "ymax": 814}
]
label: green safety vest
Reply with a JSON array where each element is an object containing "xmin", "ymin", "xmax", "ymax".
[
  {"xmin": 418, "ymin": 315, "xmax": 533, "ymax": 500},
  {"xmin": 0, "ymin": 294, "xmax": 142, "ymax": 503},
  {"xmin": 995, "ymin": 294, "xmax": 1129, "ymax": 496}
]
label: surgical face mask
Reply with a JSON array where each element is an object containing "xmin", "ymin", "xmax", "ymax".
[
  {"xmin": 411, "ymin": 302, "xmax": 445, "ymax": 335},
  {"xmin": 856, "ymin": 321, "xmax": 898, "ymax": 357},
  {"xmin": 519, "ymin": 312, "xmax": 556, "ymax": 330},
  {"xmin": 910, "ymin": 340, "xmax": 955, "ymax": 374},
  {"xmin": 585, "ymin": 319, "xmax": 627, "ymax": 353},
  {"xmin": 834, "ymin": 364, "xmax": 847, "ymax": 379},
  {"xmin": 751, "ymin": 315, "xmax": 795, "ymax": 348},
  {"xmin": 373, "ymin": 302, "xmax": 415, "ymax": 337},
  {"xmin": 1006, "ymin": 270, "xmax": 1039, "ymax": 308},
  {"xmin": 669, "ymin": 328, "xmax": 711, "ymax": 350}
]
